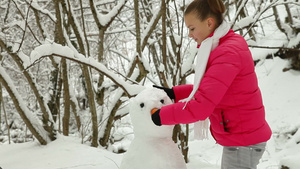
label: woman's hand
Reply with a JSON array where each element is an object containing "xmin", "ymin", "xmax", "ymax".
[{"xmin": 153, "ymin": 85, "xmax": 175, "ymax": 100}]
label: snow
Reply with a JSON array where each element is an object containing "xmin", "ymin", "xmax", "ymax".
[
  {"xmin": 181, "ymin": 43, "xmax": 198, "ymax": 77},
  {"xmin": 26, "ymin": 42, "xmax": 145, "ymax": 97},
  {"xmin": 127, "ymin": 88, "xmax": 174, "ymax": 138},
  {"xmin": 1, "ymin": 0, "xmax": 300, "ymax": 167},
  {"xmin": 0, "ymin": 135, "xmax": 122, "ymax": 169},
  {"xmin": 1, "ymin": 57, "xmax": 300, "ymax": 169},
  {"xmin": 30, "ymin": 0, "xmax": 56, "ymax": 22},
  {"xmin": 0, "ymin": 66, "xmax": 51, "ymax": 144},
  {"xmin": 278, "ymin": 129, "xmax": 300, "ymax": 168},
  {"xmin": 287, "ymin": 33, "xmax": 300, "ymax": 48},
  {"xmin": 120, "ymin": 88, "xmax": 185, "ymax": 169},
  {"xmin": 96, "ymin": 0, "xmax": 126, "ymax": 27},
  {"xmin": 141, "ymin": 8, "xmax": 161, "ymax": 45},
  {"xmin": 232, "ymin": 16, "xmax": 256, "ymax": 31},
  {"xmin": 255, "ymin": 57, "xmax": 300, "ymax": 169},
  {"xmin": 120, "ymin": 88, "xmax": 186, "ymax": 169}
]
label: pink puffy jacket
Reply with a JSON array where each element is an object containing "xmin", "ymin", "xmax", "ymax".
[{"xmin": 159, "ymin": 29, "xmax": 272, "ymax": 146}]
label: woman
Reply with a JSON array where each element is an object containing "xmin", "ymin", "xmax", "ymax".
[{"xmin": 151, "ymin": 0, "xmax": 272, "ymax": 168}]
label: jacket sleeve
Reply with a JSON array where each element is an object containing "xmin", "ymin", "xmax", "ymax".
[
  {"xmin": 173, "ymin": 85, "xmax": 193, "ymax": 103},
  {"xmin": 159, "ymin": 48, "xmax": 242, "ymax": 125}
]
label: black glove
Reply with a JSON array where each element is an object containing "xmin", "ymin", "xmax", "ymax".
[
  {"xmin": 153, "ymin": 85, "xmax": 175, "ymax": 100},
  {"xmin": 151, "ymin": 108, "xmax": 162, "ymax": 126}
]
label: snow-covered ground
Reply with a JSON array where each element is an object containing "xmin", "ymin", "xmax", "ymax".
[{"xmin": 1, "ymin": 57, "xmax": 300, "ymax": 169}]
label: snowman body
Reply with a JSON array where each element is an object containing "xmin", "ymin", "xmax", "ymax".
[{"xmin": 120, "ymin": 87, "xmax": 187, "ymax": 169}]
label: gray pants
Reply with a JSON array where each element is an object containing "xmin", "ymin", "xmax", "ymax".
[{"xmin": 221, "ymin": 142, "xmax": 266, "ymax": 169}]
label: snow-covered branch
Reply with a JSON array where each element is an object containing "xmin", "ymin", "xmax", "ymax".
[
  {"xmin": 0, "ymin": 66, "xmax": 51, "ymax": 145},
  {"xmin": 27, "ymin": 42, "xmax": 145, "ymax": 97}
]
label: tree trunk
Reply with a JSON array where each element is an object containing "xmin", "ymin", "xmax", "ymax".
[
  {"xmin": 62, "ymin": 58, "xmax": 71, "ymax": 136},
  {"xmin": 83, "ymin": 66, "xmax": 99, "ymax": 147},
  {"xmin": 47, "ymin": 58, "xmax": 61, "ymax": 123},
  {"xmin": 0, "ymin": 85, "xmax": 11, "ymax": 144},
  {"xmin": 99, "ymin": 98, "xmax": 123, "ymax": 147}
]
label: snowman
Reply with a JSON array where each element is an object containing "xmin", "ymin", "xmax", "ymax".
[{"xmin": 120, "ymin": 87, "xmax": 187, "ymax": 169}]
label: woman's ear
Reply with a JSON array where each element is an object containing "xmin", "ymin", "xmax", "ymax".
[{"xmin": 207, "ymin": 17, "xmax": 216, "ymax": 30}]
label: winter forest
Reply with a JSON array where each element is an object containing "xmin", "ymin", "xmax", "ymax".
[{"xmin": 0, "ymin": 0, "xmax": 300, "ymax": 169}]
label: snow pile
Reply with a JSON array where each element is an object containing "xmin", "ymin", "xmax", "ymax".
[
  {"xmin": 255, "ymin": 57, "xmax": 300, "ymax": 169},
  {"xmin": 0, "ymin": 135, "xmax": 122, "ymax": 169},
  {"xmin": 120, "ymin": 87, "xmax": 187, "ymax": 169},
  {"xmin": 279, "ymin": 129, "xmax": 300, "ymax": 168}
]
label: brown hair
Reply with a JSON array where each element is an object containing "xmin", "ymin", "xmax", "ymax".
[{"xmin": 184, "ymin": 0, "xmax": 225, "ymax": 26}]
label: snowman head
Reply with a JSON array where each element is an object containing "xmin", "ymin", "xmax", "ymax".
[{"xmin": 129, "ymin": 87, "xmax": 174, "ymax": 138}]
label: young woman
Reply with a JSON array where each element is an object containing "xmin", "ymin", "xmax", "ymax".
[{"xmin": 151, "ymin": 0, "xmax": 272, "ymax": 168}]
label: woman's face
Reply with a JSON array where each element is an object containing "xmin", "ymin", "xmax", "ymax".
[{"xmin": 184, "ymin": 11, "xmax": 215, "ymax": 45}]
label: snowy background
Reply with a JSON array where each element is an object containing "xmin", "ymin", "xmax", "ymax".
[
  {"xmin": 1, "ymin": 57, "xmax": 300, "ymax": 169},
  {"xmin": 0, "ymin": 0, "xmax": 300, "ymax": 169}
]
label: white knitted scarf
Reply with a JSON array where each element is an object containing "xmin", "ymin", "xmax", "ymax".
[{"xmin": 180, "ymin": 21, "xmax": 230, "ymax": 140}]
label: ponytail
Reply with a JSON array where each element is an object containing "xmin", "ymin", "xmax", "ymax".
[
  {"xmin": 208, "ymin": 0, "xmax": 225, "ymax": 14},
  {"xmin": 184, "ymin": 0, "xmax": 225, "ymax": 26}
]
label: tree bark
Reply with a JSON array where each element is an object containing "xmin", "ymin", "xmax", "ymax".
[{"xmin": 62, "ymin": 59, "xmax": 71, "ymax": 136}]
